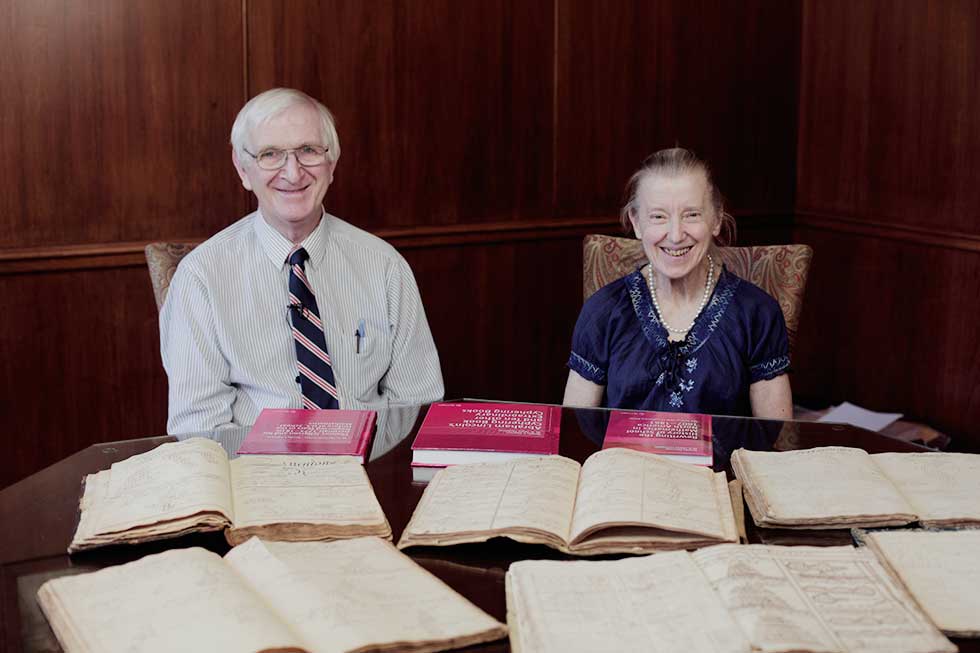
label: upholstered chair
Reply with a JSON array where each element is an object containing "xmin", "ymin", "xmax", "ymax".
[
  {"xmin": 144, "ymin": 243, "xmax": 196, "ymax": 311},
  {"xmin": 582, "ymin": 234, "xmax": 814, "ymax": 355}
]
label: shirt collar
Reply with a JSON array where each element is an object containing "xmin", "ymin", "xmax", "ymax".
[{"xmin": 253, "ymin": 209, "xmax": 330, "ymax": 270}]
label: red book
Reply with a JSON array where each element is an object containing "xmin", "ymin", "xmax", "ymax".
[
  {"xmin": 602, "ymin": 410, "xmax": 713, "ymax": 466},
  {"xmin": 411, "ymin": 402, "xmax": 561, "ymax": 467},
  {"xmin": 237, "ymin": 409, "xmax": 377, "ymax": 463}
]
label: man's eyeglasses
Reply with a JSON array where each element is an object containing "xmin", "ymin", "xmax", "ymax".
[{"xmin": 243, "ymin": 145, "xmax": 329, "ymax": 170}]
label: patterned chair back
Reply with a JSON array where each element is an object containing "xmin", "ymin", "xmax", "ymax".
[
  {"xmin": 145, "ymin": 242, "xmax": 196, "ymax": 311},
  {"xmin": 582, "ymin": 234, "xmax": 813, "ymax": 354}
]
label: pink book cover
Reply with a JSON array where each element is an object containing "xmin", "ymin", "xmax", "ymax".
[
  {"xmin": 237, "ymin": 409, "xmax": 376, "ymax": 461},
  {"xmin": 411, "ymin": 402, "xmax": 561, "ymax": 464},
  {"xmin": 602, "ymin": 410, "xmax": 713, "ymax": 465}
]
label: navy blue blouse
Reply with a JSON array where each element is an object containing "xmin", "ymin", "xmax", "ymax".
[{"xmin": 568, "ymin": 266, "xmax": 790, "ymax": 416}]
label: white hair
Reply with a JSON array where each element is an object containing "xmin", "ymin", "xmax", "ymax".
[
  {"xmin": 620, "ymin": 147, "xmax": 735, "ymax": 247},
  {"xmin": 230, "ymin": 88, "xmax": 341, "ymax": 162}
]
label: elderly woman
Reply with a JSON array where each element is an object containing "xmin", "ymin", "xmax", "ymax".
[{"xmin": 563, "ymin": 148, "xmax": 792, "ymax": 418}]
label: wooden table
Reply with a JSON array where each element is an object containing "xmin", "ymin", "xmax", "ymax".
[{"xmin": 2, "ymin": 402, "xmax": 971, "ymax": 652}]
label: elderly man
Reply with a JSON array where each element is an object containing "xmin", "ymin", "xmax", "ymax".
[{"xmin": 161, "ymin": 88, "xmax": 444, "ymax": 433}]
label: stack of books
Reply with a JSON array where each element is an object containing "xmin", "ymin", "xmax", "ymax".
[{"xmin": 410, "ymin": 402, "xmax": 561, "ymax": 481}]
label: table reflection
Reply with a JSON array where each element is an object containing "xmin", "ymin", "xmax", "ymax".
[{"xmin": 174, "ymin": 403, "xmax": 423, "ymax": 463}]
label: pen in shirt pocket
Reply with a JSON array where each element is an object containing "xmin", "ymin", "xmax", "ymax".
[{"xmin": 354, "ymin": 319, "xmax": 366, "ymax": 354}]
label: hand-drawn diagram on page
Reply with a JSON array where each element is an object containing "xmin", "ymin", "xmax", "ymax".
[{"xmin": 693, "ymin": 544, "xmax": 954, "ymax": 653}]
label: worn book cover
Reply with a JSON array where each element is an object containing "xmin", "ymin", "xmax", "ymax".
[
  {"xmin": 411, "ymin": 402, "xmax": 561, "ymax": 467},
  {"xmin": 602, "ymin": 410, "xmax": 712, "ymax": 466},
  {"xmin": 237, "ymin": 408, "xmax": 376, "ymax": 463}
]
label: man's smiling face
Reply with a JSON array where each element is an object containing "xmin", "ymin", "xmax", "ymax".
[{"xmin": 233, "ymin": 101, "xmax": 336, "ymax": 242}]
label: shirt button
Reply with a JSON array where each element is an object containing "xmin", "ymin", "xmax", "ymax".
[{"xmin": 295, "ymin": 376, "xmax": 301, "ymax": 383}]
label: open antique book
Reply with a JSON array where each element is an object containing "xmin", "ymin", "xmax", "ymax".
[
  {"xmin": 859, "ymin": 528, "xmax": 980, "ymax": 638},
  {"xmin": 39, "ymin": 537, "xmax": 506, "ymax": 653},
  {"xmin": 505, "ymin": 543, "xmax": 955, "ymax": 653},
  {"xmin": 732, "ymin": 446, "xmax": 980, "ymax": 529},
  {"xmin": 397, "ymin": 447, "xmax": 739, "ymax": 555},
  {"xmin": 69, "ymin": 438, "xmax": 390, "ymax": 552}
]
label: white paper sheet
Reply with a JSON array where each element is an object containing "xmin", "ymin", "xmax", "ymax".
[{"xmin": 817, "ymin": 401, "xmax": 902, "ymax": 432}]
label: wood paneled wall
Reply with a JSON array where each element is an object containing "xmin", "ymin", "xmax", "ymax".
[
  {"xmin": 0, "ymin": 0, "xmax": 799, "ymax": 487},
  {"xmin": 793, "ymin": 0, "xmax": 980, "ymax": 451}
]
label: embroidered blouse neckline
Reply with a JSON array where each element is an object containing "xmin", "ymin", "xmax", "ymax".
[{"xmin": 625, "ymin": 265, "xmax": 740, "ymax": 355}]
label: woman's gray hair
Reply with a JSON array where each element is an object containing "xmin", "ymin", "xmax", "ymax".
[
  {"xmin": 619, "ymin": 148, "xmax": 735, "ymax": 247},
  {"xmin": 230, "ymin": 88, "xmax": 341, "ymax": 163}
]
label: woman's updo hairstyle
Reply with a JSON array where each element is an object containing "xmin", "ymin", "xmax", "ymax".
[{"xmin": 619, "ymin": 147, "xmax": 736, "ymax": 248}]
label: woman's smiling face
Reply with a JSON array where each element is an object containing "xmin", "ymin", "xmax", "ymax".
[{"xmin": 629, "ymin": 171, "xmax": 721, "ymax": 283}]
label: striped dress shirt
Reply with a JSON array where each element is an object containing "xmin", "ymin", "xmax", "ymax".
[{"xmin": 160, "ymin": 210, "xmax": 444, "ymax": 434}]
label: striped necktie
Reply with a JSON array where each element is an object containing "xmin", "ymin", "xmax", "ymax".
[{"xmin": 287, "ymin": 247, "xmax": 340, "ymax": 409}]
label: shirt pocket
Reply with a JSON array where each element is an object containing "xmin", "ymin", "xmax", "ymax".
[{"xmin": 352, "ymin": 317, "xmax": 392, "ymax": 356}]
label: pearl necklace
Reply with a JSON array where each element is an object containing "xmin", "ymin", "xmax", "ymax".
[{"xmin": 647, "ymin": 254, "xmax": 715, "ymax": 335}]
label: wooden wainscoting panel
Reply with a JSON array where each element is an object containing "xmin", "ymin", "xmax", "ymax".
[
  {"xmin": 797, "ymin": 0, "xmax": 980, "ymax": 235},
  {"xmin": 791, "ymin": 225, "xmax": 980, "ymax": 452},
  {"xmin": 0, "ymin": 266, "xmax": 168, "ymax": 488},
  {"xmin": 0, "ymin": 0, "xmax": 246, "ymax": 250},
  {"xmin": 246, "ymin": 0, "xmax": 554, "ymax": 231},
  {"xmin": 555, "ymin": 0, "xmax": 800, "ymax": 218},
  {"xmin": 404, "ymin": 236, "xmax": 585, "ymax": 405}
]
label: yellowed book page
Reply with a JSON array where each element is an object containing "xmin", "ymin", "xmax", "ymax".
[
  {"xmin": 728, "ymin": 479, "xmax": 747, "ymax": 543},
  {"xmin": 229, "ymin": 455, "xmax": 387, "ymax": 531},
  {"xmin": 865, "ymin": 529, "xmax": 980, "ymax": 636},
  {"xmin": 732, "ymin": 447, "xmax": 916, "ymax": 527},
  {"xmin": 70, "ymin": 438, "xmax": 233, "ymax": 547},
  {"xmin": 693, "ymin": 544, "xmax": 955, "ymax": 653},
  {"xmin": 568, "ymin": 448, "xmax": 735, "ymax": 544},
  {"xmin": 399, "ymin": 456, "xmax": 581, "ymax": 546},
  {"xmin": 871, "ymin": 452, "xmax": 980, "ymax": 525},
  {"xmin": 225, "ymin": 537, "xmax": 506, "ymax": 653},
  {"xmin": 505, "ymin": 551, "xmax": 750, "ymax": 653},
  {"xmin": 36, "ymin": 548, "xmax": 305, "ymax": 653}
]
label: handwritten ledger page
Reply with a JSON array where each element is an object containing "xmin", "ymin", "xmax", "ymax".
[
  {"xmin": 399, "ymin": 450, "xmax": 738, "ymax": 554},
  {"xmin": 863, "ymin": 529, "xmax": 980, "ymax": 636},
  {"xmin": 226, "ymin": 537, "xmax": 506, "ymax": 653},
  {"xmin": 870, "ymin": 452, "xmax": 980, "ymax": 526},
  {"xmin": 228, "ymin": 455, "xmax": 390, "ymax": 544},
  {"xmin": 70, "ymin": 438, "xmax": 392, "ymax": 550},
  {"xmin": 693, "ymin": 544, "xmax": 955, "ymax": 653},
  {"xmin": 505, "ymin": 551, "xmax": 751, "ymax": 653},
  {"xmin": 569, "ymin": 447, "xmax": 737, "ymax": 548},
  {"xmin": 70, "ymin": 438, "xmax": 233, "ymax": 551},
  {"xmin": 398, "ymin": 456, "xmax": 581, "ymax": 550},
  {"xmin": 37, "ymin": 547, "xmax": 305, "ymax": 653},
  {"xmin": 731, "ymin": 447, "xmax": 917, "ymax": 528}
]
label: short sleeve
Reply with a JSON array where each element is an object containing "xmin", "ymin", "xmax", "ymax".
[
  {"xmin": 567, "ymin": 290, "xmax": 615, "ymax": 385},
  {"xmin": 747, "ymin": 294, "xmax": 791, "ymax": 383},
  {"xmin": 377, "ymin": 255, "xmax": 444, "ymax": 405}
]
